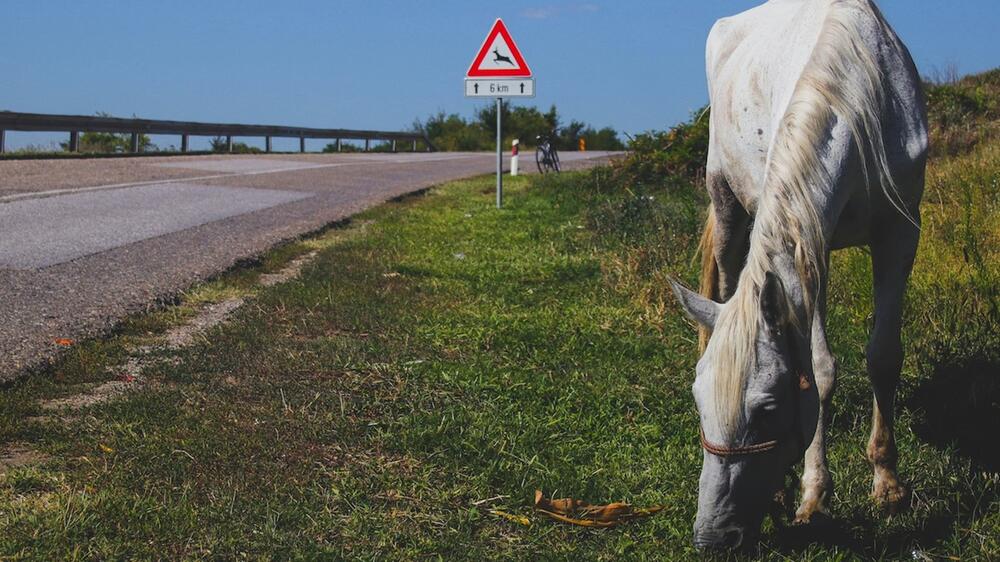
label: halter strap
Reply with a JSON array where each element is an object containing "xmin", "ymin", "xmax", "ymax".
[{"xmin": 700, "ymin": 427, "xmax": 779, "ymax": 457}]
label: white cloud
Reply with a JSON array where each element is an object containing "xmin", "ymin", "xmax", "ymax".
[
  {"xmin": 522, "ymin": 7, "xmax": 556, "ymax": 20},
  {"xmin": 521, "ymin": 3, "xmax": 599, "ymax": 20}
]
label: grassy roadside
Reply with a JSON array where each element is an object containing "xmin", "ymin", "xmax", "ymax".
[{"xmin": 0, "ymin": 143, "xmax": 997, "ymax": 559}]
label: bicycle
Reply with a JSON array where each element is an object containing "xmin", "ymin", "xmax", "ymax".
[{"xmin": 535, "ymin": 132, "xmax": 561, "ymax": 174}]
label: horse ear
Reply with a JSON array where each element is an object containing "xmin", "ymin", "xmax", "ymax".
[
  {"xmin": 760, "ymin": 272, "xmax": 788, "ymax": 329},
  {"xmin": 670, "ymin": 278, "xmax": 720, "ymax": 329}
]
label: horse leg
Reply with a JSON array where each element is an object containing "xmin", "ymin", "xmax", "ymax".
[
  {"xmin": 795, "ymin": 256, "xmax": 836, "ymax": 523},
  {"xmin": 866, "ymin": 215, "xmax": 919, "ymax": 513}
]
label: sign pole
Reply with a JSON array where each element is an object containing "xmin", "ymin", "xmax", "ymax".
[{"xmin": 496, "ymin": 97, "xmax": 503, "ymax": 209}]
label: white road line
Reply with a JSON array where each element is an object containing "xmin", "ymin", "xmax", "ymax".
[{"xmin": 0, "ymin": 154, "xmax": 486, "ymax": 205}]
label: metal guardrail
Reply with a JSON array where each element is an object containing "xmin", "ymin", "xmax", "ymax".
[{"xmin": 0, "ymin": 111, "xmax": 436, "ymax": 154}]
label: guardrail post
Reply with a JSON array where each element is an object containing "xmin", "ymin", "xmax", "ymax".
[
  {"xmin": 265, "ymin": 136, "xmax": 272, "ymax": 153},
  {"xmin": 412, "ymin": 139, "xmax": 417, "ymax": 152},
  {"xmin": 336, "ymin": 138, "xmax": 341, "ymax": 152},
  {"xmin": 69, "ymin": 131, "xmax": 80, "ymax": 152},
  {"xmin": 181, "ymin": 134, "xmax": 189, "ymax": 153},
  {"xmin": 364, "ymin": 139, "xmax": 370, "ymax": 152},
  {"xmin": 130, "ymin": 133, "xmax": 140, "ymax": 153},
  {"xmin": 299, "ymin": 137, "xmax": 305, "ymax": 153},
  {"xmin": 0, "ymin": 130, "xmax": 5, "ymax": 154},
  {"xmin": 391, "ymin": 139, "xmax": 397, "ymax": 153},
  {"xmin": 226, "ymin": 136, "xmax": 233, "ymax": 153}
]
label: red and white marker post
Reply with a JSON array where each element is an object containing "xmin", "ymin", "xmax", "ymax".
[{"xmin": 511, "ymin": 139, "xmax": 519, "ymax": 176}]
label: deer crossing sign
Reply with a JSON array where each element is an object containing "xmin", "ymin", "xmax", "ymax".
[
  {"xmin": 464, "ymin": 18, "xmax": 534, "ymax": 98},
  {"xmin": 465, "ymin": 18, "xmax": 535, "ymax": 209}
]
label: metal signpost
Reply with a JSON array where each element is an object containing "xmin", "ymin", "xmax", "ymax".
[{"xmin": 464, "ymin": 18, "xmax": 534, "ymax": 209}]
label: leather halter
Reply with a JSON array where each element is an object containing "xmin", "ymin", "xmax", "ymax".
[
  {"xmin": 700, "ymin": 428, "xmax": 779, "ymax": 457},
  {"xmin": 698, "ymin": 371, "xmax": 809, "ymax": 457}
]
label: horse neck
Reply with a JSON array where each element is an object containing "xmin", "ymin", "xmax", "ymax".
[
  {"xmin": 704, "ymin": 184, "xmax": 825, "ymax": 438},
  {"xmin": 738, "ymin": 184, "xmax": 825, "ymax": 331}
]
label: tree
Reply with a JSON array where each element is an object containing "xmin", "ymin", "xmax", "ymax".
[
  {"xmin": 413, "ymin": 111, "xmax": 491, "ymax": 151},
  {"xmin": 413, "ymin": 103, "xmax": 623, "ymax": 151},
  {"xmin": 580, "ymin": 126, "xmax": 625, "ymax": 151},
  {"xmin": 322, "ymin": 141, "xmax": 362, "ymax": 153},
  {"xmin": 475, "ymin": 102, "xmax": 556, "ymax": 146}
]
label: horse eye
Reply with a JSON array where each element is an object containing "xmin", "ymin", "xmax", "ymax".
[{"xmin": 753, "ymin": 402, "xmax": 778, "ymax": 424}]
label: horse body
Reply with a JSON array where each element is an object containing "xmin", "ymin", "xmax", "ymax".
[
  {"xmin": 706, "ymin": 0, "xmax": 926, "ymax": 253},
  {"xmin": 671, "ymin": 0, "xmax": 928, "ymax": 549}
]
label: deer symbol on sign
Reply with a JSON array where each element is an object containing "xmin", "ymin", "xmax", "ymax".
[{"xmin": 492, "ymin": 48, "xmax": 514, "ymax": 66}]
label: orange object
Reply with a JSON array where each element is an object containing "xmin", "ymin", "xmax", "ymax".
[{"xmin": 533, "ymin": 490, "xmax": 663, "ymax": 527}]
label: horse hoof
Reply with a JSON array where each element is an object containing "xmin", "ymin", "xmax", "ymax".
[
  {"xmin": 792, "ymin": 503, "xmax": 830, "ymax": 526},
  {"xmin": 872, "ymin": 479, "xmax": 910, "ymax": 515}
]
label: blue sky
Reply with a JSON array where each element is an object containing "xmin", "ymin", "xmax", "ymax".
[{"xmin": 2, "ymin": 1, "xmax": 997, "ymax": 150}]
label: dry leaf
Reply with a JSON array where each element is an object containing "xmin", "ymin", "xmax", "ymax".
[
  {"xmin": 99, "ymin": 444, "xmax": 114, "ymax": 454},
  {"xmin": 54, "ymin": 338, "xmax": 74, "ymax": 346},
  {"xmin": 534, "ymin": 490, "xmax": 663, "ymax": 528}
]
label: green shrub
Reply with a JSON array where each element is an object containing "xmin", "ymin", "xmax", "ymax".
[
  {"xmin": 413, "ymin": 104, "xmax": 624, "ymax": 152},
  {"xmin": 925, "ymin": 68, "xmax": 1000, "ymax": 157},
  {"xmin": 209, "ymin": 136, "xmax": 262, "ymax": 154},
  {"xmin": 601, "ymin": 106, "xmax": 710, "ymax": 192}
]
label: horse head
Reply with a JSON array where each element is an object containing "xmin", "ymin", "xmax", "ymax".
[{"xmin": 672, "ymin": 273, "xmax": 819, "ymax": 549}]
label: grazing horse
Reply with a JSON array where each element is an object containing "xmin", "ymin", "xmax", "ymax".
[{"xmin": 669, "ymin": 0, "xmax": 927, "ymax": 549}]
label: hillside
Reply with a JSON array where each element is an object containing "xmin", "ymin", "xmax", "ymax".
[{"xmin": 0, "ymin": 69, "xmax": 995, "ymax": 559}]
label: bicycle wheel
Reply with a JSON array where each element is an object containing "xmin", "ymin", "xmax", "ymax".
[
  {"xmin": 535, "ymin": 146, "xmax": 545, "ymax": 174},
  {"xmin": 550, "ymin": 148, "xmax": 561, "ymax": 173}
]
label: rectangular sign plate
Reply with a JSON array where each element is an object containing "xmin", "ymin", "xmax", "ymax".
[{"xmin": 464, "ymin": 78, "xmax": 535, "ymax": 98}]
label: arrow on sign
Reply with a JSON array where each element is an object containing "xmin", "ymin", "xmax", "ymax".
[
  {"xmin": 474, "ymin": 83, "xmax": 479, "ymax": 94},
  {"xmin": 520, "ymin": 83, "xmax": 524, "ymax": 94}
]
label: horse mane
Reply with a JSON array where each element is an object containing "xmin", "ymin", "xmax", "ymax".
[{"xmin": 710, "ymin": 0, "xmax": 905, "ymax": 438}]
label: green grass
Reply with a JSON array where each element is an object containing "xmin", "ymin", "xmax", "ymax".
[{"xmin": 0, "ymin": 136, "xmax": 997, "ymax": 559}]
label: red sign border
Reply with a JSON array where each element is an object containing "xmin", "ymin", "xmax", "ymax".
[{"xmin": 466, "ymin": 19, "xmax": 532, "ymax": 78}]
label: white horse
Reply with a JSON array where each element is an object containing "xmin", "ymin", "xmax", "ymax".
[{"xmin": 669, "ymin": 0, "xmax": 927, "ymax": 549}]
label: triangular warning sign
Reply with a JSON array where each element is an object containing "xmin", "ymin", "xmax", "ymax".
[{"xmin": 466, "ymin": 19, "xmax": 532, "ymax": 78}]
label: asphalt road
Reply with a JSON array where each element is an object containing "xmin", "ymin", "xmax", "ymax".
[{"xmin": 0, "ymin": 151, "xmax": 617, "ymax": 380}]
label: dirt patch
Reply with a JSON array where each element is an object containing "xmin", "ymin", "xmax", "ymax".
[
  {"xmin": 40, "ymin": 379, "xmax": 137, "ymax": 411},
  {"xmin": 165, "ymin": 298, "xmax": 245, "ymax": 348},
  {"xmin": 36, "ymin": 248, "xmax": 322, "ymax": 414},
  {"xmin": 0, "ymin": 444, "xmax": 49, "ymax": 472},
  {"xmin": 259, "ymin": 251, "xmax": 318, "ymax": 287}
]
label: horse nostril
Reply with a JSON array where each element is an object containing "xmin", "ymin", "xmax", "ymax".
[
  {"xmin": 693, "ymin": 525, "xmax": 749, "ymax": 550},
  {"xmin": 693, "ymin": 527, "xmax": 744, "ymax": 550},
  {"xmin": 693, "ymin": 529, "xmax": 718, "ymax": 550},
  {"xmin": 724, "ymin": 528, "xmax": 744, "ymax": 548}
]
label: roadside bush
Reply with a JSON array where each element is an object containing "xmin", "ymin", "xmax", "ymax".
[
  {"xmin": 322, "ymin": 142, "xmax": 362, "ymax": 153},
  {"xmin": 57, "ymin": 113, "xmax": 155, "ymax": 153},
  {"xmin": 925, "ymin": 68, "xmax": 1000, "ymax": 157},
  {"xmin": 601, "ymin": 106, "xmax": 710, "ymax": 192},
  {"xmin": 209, "ymin": 136, "xmax": 262, "ymax": 154},
  {"xmin": 413, "ymin": 103, "xmax": 624, "ymax": 151}
]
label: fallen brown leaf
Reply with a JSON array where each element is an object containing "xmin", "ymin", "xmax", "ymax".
[{"xmin": 534, "ymin": 490, "xmax": 663, "ymax": 528}]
